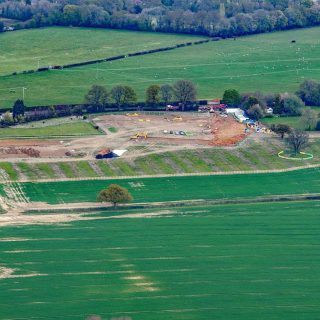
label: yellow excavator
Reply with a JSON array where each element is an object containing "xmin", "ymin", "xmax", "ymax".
[{"xmin": 130, "ymin": 132, "xmax": 148, "ymax": 140}]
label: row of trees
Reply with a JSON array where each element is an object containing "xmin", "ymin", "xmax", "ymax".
[
  {"xmin": 1, "ymin": 0, "xmax": 320, "ymax": 38},
  {"xmin": 0, "ymin": 79, "xmax": 197, "ymax": 126},
  {"xmin": 84, "ymin": 79, "xmax": 197, "ymax": 111},
  {"xmin": 2, "ymin": 78, "xmax": 319, "ymax": 131},
  {"xmin": 85, "ymin": 84, "xmax": 137, "ymax": 111}
]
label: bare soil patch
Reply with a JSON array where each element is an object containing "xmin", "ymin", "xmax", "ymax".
[{"xmin": 0, "ymin": 113, "xmax": 248, "ymax": 163}]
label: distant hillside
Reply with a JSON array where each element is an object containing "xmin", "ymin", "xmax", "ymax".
[{"xmin": 0, "ymin": 0, "xmax": 320, "ymax": 37}]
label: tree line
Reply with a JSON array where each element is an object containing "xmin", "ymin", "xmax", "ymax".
[
  {"xmin": 0, "ymin": 79, "xmax": 198, "ymax": 126},
  {"xmin": 84, "ymin": 80, "xmax": 197, "ymax": 111},
  {"xmin": 1, "ymin": 78, "xmax": 319, "ymax": 131},
  {"xmin": 1, "ymin": 0, "xmax": 320, "ymax": 38}
]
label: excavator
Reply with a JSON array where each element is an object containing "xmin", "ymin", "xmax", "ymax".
[{"xmin": 130, "ymin": 132, "xmax": 148, "ymax": 140}]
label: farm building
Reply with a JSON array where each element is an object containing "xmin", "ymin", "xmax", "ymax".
[
  {"xmin": 226, "ymin": 108, "xmax": 249, "ymax": 123},
  {"xmin": 198, "ymin": 99, "xmax": 226, "ymax": 112}
]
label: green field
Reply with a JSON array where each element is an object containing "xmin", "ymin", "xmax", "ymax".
[
  {"xmin": 262, "ymin": 107, "xmax": 320, "ymax": 129},
  {"xmin": 1, "ymin": 168, "xmax": 318, "ymax": 204},
  {"xmin": 0, "ymin": 121, "xmax": 101, "ymax": 138},
  {"xmin": 0, "ymin": 27, "xmax": 204, "ymax": 76},
  {"xmin": 1, "ymin": 27, "xmax": 320, "ymax": 107},
  {"xmin": 1, "ymin": 200, "xmax": 320, "ymax": 319},
  {"xmin": 263, "ymin": 115, "xmax": 305, "ymax": 129}
]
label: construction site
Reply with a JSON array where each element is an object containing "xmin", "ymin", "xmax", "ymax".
[{"xmin": 0, "ymin": 112, "xmax": 249, "ymax": 162}]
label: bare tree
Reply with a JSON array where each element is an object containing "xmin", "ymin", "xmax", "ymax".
[
  {"xmin": 146, "ymin": 84, "xmax": 160, "ymax": 105},
  {"xmin": 286, "ymin": 129, "xmax": 309, "ymax": 155},
  {"xmin": 160, "ymin": 84, "xmax": 174, "ymax": 105},
  {"xmin": 84, "ymin": 85, "xmax": 109, "ymax": 111},
  {"xmin": 173, "ymin": 80, "xmax": 197, "ymax": 111},
  {"xmin": 111, "ymin": 85, "xmax": 126, "ymax": 110}
]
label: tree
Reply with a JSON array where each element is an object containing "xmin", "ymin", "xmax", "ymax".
[
  {"xmin": 146, "ymin": 85, "xmax": 160, "ymax": 105},
  {"xmin": 123, "ymin": 86, "xmax": 137, "ymax": 104},
  {"xmin": 71, "ymin": 105, "xmax": 84, "ymax": 116},
  {"xmin": 97, "ymin": 184, "xmax": 133, "ymax": 207},
  {"xmin": 246, "ymin": 104, "xmax": 265, "ymax": 120},
  {"xmin": 286, "ymin": 129, "xmax": 309, "ymax": 155},
  {"xmin": 300, "ymin": 107, "xmax": 318, "ymax": 131},
  {"xmin": 160, "ymin": 84, "xmax": 174, "ymax": 105},
  {"xmin": 297, "ymin": 79, "xmax": 320, "ymax": 106},
  {"xmin": 84, "ymin": 85, "xmax": 109, "ymax": 111},
  {"xmin": 111, "ymin": 85, "xmax": 126, "ymax": 109},
  {"xmin": 241, "ymin": 95, "xmax": 260, "ymax": 111},
  {"xmin": 1, "ymin": 111, "xmax": 14, "ymax": 126},
  {"xmin": 12, "ymin": 99, "xmax": 26, "ymax": 119},
  {"xmin": 270, "ymin": 124, "xmax": 292, "ymax": 139},
  {"xmin": 111, "ymin": 85, "xmax": 137, "ymax": 110},
  {"xmin": 281, "ymin": 93, "xmax": 304, "ymax": 116},
  {"xmin": 272, "ymin": 94, "xmax": 283, "ymax": 114},
  {"xmin": 222, "ymin": 89, "xmax": 241, "ymax": 107},
  {"xmin": 173, "ymin": 80, "xmax": 197, "ymax": 111}
]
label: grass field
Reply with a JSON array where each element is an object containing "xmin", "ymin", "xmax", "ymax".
[
  {"xmin": 1, "ymin": 27, "xmax": 320, "ymax": 107},
  {"xmin": 262, "ymin": 107, "xmax": 320, "ymax": 129},
  {"xmin": 0, "ymin": 27, "xmax": 204, "ymax": 76},
  {"xmin": 262, "ymin": 116, "xmax": 305, "ymax": 129},
  {"xmin": 0, "ymin": 121, "xmax": 101, "ymax": 138},
  {"xmin": 1, "ymin": 168, "xmax": 318, "ymax": 204},
  {"xmin": 1, "ymin": 200, "xmax": 320, "ymax": 319}
]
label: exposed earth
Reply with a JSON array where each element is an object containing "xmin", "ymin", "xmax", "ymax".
[{"xmin": 0, "ymin": 112, "xmax": 248, "ymax": 162}]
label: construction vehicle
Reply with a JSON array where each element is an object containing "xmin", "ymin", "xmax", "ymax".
[
  {"xmin": 130, "ymin": 132, "xmax": 148, "ymax": 140},
  {"xmin": 173, "ymin": 116, "xmax": 183, "ymax": 121},
  {"xmin": 126, "ymin": 112, "xmax": 140, "ymax": 117}
]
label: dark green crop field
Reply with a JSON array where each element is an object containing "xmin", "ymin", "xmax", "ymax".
[
  {"xmin": 1, "ymin": 200, "xmax": 320, "ymax": 319},
  {"xmin": 2, "ymin": 168, "xmax": 319, "ymax": 204},
  {"xmin": 1, "ymin": 27, "xmax": 320, "ymax": 107}
]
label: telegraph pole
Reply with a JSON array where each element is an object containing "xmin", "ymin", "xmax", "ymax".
[{"xmin": 22, "ymin": 87, "xmax": 27, "ymax": 100}]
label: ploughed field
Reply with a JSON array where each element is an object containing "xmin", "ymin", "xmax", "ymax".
[
  {"xmin": 1, "ymin": 27, "xmax": 320, "ymax": 106},
  {"xmin": 1, "ymin": 200, "xmax": 320, "ymax": 319},
  {"xmin": 1, "ymin": 168, "xmax": 319, "ymax": 204}
]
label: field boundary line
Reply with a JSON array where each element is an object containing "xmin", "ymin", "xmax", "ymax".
[
  {"xmin": 24, "ymin": 193, "xmax": 320, "ymax": 214},
  {"xmin": 5, "ymin": 38, "xmax": 212, "ymax": 77},
  {"xmin": 5, "ymin": 163, "xmax": 320, "ymax": 183}
]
